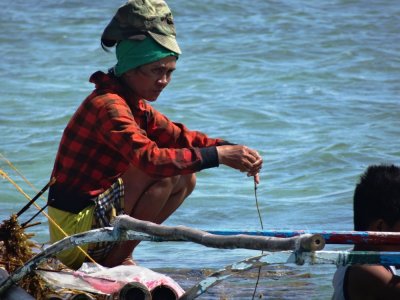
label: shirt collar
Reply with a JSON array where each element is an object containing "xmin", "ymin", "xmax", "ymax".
[{"xmin": 89, "ymin": 70, "xmax": 146, "ymax": 112}]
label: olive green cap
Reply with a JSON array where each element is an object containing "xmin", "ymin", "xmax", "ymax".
[{"xmin": 102, "ymin": 0, "xmax": 181, "ymax": 54}]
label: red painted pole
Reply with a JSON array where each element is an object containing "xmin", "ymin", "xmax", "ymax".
[{"xmin": 207, "ymin": 230, "xmax": 400, "ymax": 245}]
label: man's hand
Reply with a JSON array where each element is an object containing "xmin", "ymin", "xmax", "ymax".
[{"xmin": 216, "ymin": 145, "xmax": 263, "ymax": 183}]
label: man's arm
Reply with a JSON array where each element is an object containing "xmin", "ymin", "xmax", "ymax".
[{"xmin": 347, "ymin": 265, "xmax": 400, "ymax": 300}]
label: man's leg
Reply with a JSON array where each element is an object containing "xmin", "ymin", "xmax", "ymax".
[{"xmin": 99, "ymin": 165, "xmax": 196, "ymax": 267}]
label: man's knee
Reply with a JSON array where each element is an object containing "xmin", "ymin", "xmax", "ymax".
[
  {"xmin": 184, "ymin": 173, "xmax": 196, "ymax": 196},
  {"xmin": 149, "ymin": 173, "xmax": 196, "ymax": 196}
]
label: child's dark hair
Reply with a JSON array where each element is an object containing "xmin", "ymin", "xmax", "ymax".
[{"xmin": 354, "ymin": 164, "xmax": 400, "ymax": 231}]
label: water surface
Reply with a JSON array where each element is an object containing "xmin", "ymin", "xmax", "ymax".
[{"xmin": 1, "ymin": 0, "xmax": 399, "ymax": 298}]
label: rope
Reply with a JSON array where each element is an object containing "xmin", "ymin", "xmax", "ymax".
[
  {"xmin": 251, "ymin": 178, "xmax": 264, "ymax": 300},
  {"xmin": 0, "ymin": 153, "xmax": 97, "ymax": 264}
]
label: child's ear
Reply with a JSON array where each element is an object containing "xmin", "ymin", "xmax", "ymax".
[{"xmin": 369, "ymin": 219, "xmax": 389, "ymax": 231}]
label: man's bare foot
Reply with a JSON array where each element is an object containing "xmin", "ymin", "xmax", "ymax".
[{"xmin": 122, "ymin": 256, "xmax": 136, "ymax": 266}]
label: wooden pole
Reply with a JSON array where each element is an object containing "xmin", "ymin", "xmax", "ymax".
[{"xmin": 114, "ymin": 215, "xmax": 325, "ymax": 252}]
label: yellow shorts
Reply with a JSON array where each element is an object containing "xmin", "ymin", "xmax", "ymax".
[{"xmin": 48, "ymin": 178, "xmax": 125, "ymax": 269}]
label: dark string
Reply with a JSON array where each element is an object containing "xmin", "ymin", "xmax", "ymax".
[{"xmin": 251, "ymin": 179, "xmax": 264, "ymax": 300}]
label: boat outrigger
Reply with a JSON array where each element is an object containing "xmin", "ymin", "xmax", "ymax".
[
  {"xmin": 2, "ymin": 213, "xmax": 400, "ymax": 299},
  {"xmin": 0, "ymin": 214, "xmax": 324, "ymax": 299},
  {"xmin": 2, "ymin": 156, "xmax": 400, "ymax": 299}
]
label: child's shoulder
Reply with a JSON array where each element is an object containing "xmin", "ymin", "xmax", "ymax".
[{"xmin": 347, "ymin": 265, "xmax": 399, "ymax": 299}]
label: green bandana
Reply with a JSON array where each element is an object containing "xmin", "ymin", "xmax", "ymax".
[{"xmin": 114, "ymin": 37, "xmax": 179, "ymax": 77}]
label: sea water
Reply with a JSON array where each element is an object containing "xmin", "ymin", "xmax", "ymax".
[{"xmin": 1, "ymin": 0, "xmax": 399, "ymax": 299}]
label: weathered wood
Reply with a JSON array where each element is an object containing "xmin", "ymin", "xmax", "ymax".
[{"xmin": 114, "ymin": 215, "xmax": 325, "ymax": 252}]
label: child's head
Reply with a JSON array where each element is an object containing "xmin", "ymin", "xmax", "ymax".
[{"xmin": 354, "ymin": 164, "xmax": 400, "ymax": 232}]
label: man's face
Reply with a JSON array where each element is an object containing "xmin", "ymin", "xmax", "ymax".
[{"xmin": 122, "ymin": 56, "xmax": 177, "ymax": 101}]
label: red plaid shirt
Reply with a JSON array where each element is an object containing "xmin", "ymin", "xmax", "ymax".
[{"xmin": 49, "ymin": 71, "xmax": 228, "ymax": 212}]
